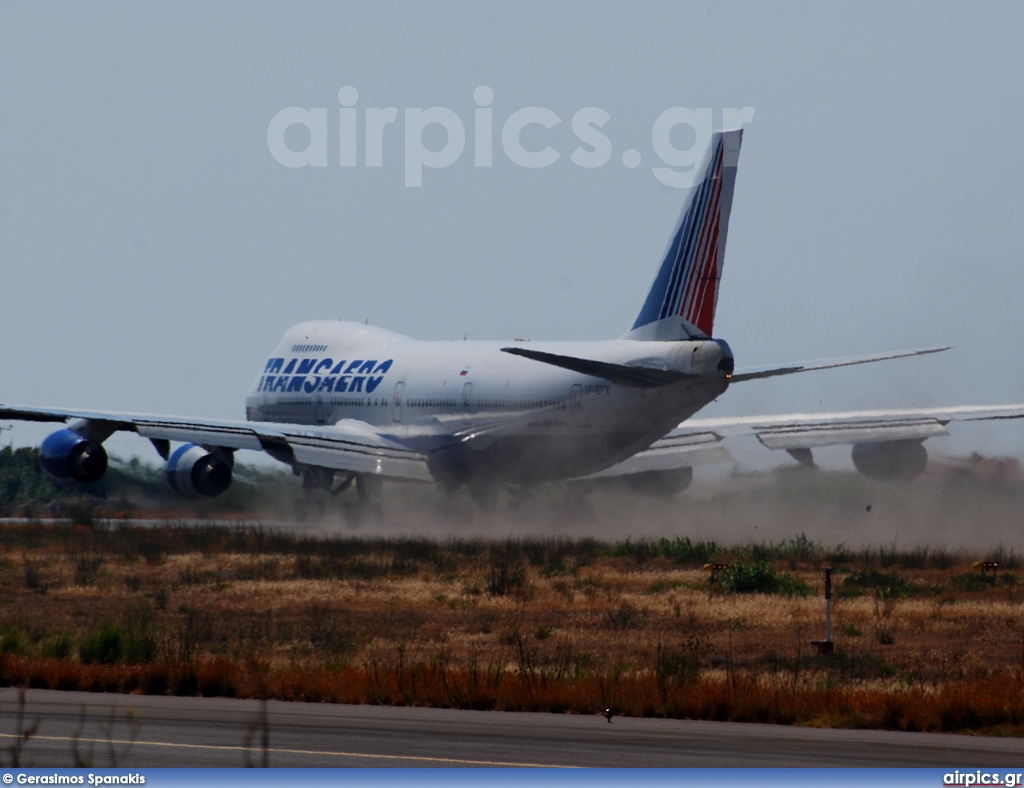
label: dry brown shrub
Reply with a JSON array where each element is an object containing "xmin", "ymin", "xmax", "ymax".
[{"xmin": 0, "ymin": 522, "xmax": 1022, "ymax": 733}]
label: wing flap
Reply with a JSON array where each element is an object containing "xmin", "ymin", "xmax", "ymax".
[
  {"xmin": 281, "ymin": 422, "xmax": 433, "ymax": 482},
  {"xmin": 686, "ymin": 404, "xmax": 1024, "ymax": 436},
  {"xmin": 579, "ymin": 431, "xmax": 731, "ymax": 479},
  {"xmin": 755, "ymin": 418, "xmax": 949, "ymax": 451},
  {"xmin": 134, "ymin": 420, "xmax": 266, "ymax": 452}
]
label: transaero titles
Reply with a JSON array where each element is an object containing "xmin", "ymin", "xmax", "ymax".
[{"xmin": 256, "ymin": 357, "xmax": 394, "ymax": 395}]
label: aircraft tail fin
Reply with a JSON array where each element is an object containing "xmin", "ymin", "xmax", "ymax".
[{"xmin": 625, "ymin": 128, "xmax": 743, "ymax": 341}]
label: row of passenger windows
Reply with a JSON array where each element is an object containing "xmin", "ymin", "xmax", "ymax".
[
  {"xmin": 478, "ymin": 399, "xmax": 566, "ymax": 411},
  {"xmin": 273, "ymin": 396, "xmax": 566, "ymax": 411},
  {"xmin": 407, "ymin": 398, "xmax": 457, "ymax": 408},
  {"xmin": 277, "ymin": 397, "xmax": 313, "ymax": 406},
  {"xmin": 329, "ymin": 397, "xmax": 384, "ymax": 407},
  {"xmin": 325, "ymin": 397, "xmax": 385, "ymax": 409},
  {"xmin": 276, "ymin": 397, "xmax": 382, "ymax": 407},
  {"xmin": 404, "ymin": 398, "xmax": 565, "ymax": 410}
]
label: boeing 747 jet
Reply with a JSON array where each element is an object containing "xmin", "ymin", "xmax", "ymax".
[{"xmin": 4, "ymin": 130, "xmax": 1020, "ymax": 504}]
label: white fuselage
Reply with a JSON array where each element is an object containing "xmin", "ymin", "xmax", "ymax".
[{"xmin": 244, "ymin": 321, "xmax": 733, "ymax": 486}]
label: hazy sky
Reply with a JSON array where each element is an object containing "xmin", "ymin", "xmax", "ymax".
[{"xmin": 3, "ymin": 1, "xmax": 1023, "ymax": 467}]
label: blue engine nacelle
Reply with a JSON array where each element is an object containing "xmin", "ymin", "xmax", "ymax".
[
  {"xmin": 165, "ymin": 444, "xmax": 233, "ymax": 499},
  {"xmin": 39, "ymin": 429, "xmax": 109, "ymax": 485}
]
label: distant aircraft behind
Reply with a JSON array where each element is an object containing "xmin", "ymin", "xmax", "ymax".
[{"xmin": 3, "ymin": 130, "xmax": 1017, "ymax": 504}]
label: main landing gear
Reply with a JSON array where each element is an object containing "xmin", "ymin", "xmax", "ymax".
[{"xmin": 293, "ymin": 466, "xmax": 382, "ymax": 523}]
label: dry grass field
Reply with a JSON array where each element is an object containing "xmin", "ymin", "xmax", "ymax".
[{"xmin": 1, "ymin": 464, "xmax": 1023, "ymax": 735}]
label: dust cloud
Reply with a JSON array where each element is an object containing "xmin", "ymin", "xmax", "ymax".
[{"xmin": 279, "ymin": 456, "xmax": 1024, "ymax": 552}]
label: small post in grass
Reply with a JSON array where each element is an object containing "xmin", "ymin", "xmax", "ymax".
[{"xmin": 810, "ymin": 566, "xmax": 834, "ymax": 656}]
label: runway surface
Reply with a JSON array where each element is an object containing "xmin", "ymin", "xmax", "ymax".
[{"xmin": 0, "ymin": 688, "xmax": 1020, "ymax": 768}]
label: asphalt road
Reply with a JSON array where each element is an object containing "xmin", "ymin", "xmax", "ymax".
[{"xmin": 0, "ymin": 688, "xmax": 1020, "ymax": 768}]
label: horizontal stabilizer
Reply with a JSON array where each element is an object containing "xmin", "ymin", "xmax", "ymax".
[
  {"xmin": 500, "ymin": 347, "xmax": 690, "ymax": 388},
  {"xmin": 729, "ymin": 346, "xmax": 949, "ymax": 383}
]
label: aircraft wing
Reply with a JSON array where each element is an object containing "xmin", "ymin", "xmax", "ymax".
[
  {"xmin": 686, "ymin": 404, "xmax": 1024, "ymax": 451},
  {"xmin": 583, "ymin": 404, "xmax": 1024, "ymax": 479},
  {"xmin": 0, "ymin": 405, "xmax": 433, "ymax": 482},
  {"xmin": 578, "ymin": 431, "xmax": 733, "ymax": 479}
]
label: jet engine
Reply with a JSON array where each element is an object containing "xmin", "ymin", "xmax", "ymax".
[
  {"xmin": 164, "ymin": 444, "xmax": 233, "ymax": 499},
  {"xmin": 39, "ymin": 428, "xmax": 109, "ymax": 485},
  {"xmin": 851, "ymin": 440, "xmax": 928, "ymax": 481}
]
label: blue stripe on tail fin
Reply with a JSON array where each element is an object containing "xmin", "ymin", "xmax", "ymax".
[{"xmin": 626, "ymin": 129, "xmax": 743, "ymax": 341}]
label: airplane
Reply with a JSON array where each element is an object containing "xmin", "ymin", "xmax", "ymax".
[{"xmin": 3, "ymin": 128, "xmax": 1022, "ymax": 505}]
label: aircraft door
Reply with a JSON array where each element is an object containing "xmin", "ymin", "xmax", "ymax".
[
  {"xmin": 314, "ymin": 391, "xmax": 326, "ymax": 425},
  {"xmin": 570, "ymin": 384, "xmax": 590, "ymax": 427},
  {"xmin": 461, "ymin": 381, "xmax": 473, "ymax": 425},
  {"xmin": 392, "ymin": 381, "xmax": 405, "ymax": 424}
]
